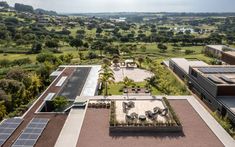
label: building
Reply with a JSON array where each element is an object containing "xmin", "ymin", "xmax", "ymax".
[
  {"xmin": 169, "ymin": 58, "xmax": 235, "ymax": 123},
  {"xmin": 204, "ymin": 45, "xmax": 227, "ymax": 58},
  {"xmin": 169, "ymin": 58, "xmax": 208, "ymax": 80},
  {"xmin": 1, "ymin": 64, "xmax": 235, "ymax": 147},
  {"xmin": 188, "ymin": 66, "xmax": 235, "ymax": 123},
  {"xmin": 221, "ymin": 51, "xmax": 235, "ymax": 65}
]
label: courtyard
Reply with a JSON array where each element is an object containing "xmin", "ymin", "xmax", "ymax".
[{"xmin": 112, "ymin": 67, "xmax": 154, "ymax": 82}]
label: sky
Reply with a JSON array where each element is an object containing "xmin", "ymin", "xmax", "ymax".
[{"xmin": 4, "ymin": 0, "xmax": 235, "ymax": 13}]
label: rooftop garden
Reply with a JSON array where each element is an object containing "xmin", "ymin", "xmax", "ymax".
[{"xmin": 109, "ymin": 97, "xmax": 182, "ymax": 133}]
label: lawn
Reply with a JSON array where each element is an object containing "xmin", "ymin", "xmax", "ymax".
[{"xmin": 103, "ymin": 82, "xmax": 162, "ymax": 95}]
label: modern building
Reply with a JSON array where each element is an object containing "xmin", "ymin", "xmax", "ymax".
[
  {"xmin": 169, "ymin": 58, "xmax": 208, "ymax": 80},
  {"xmin": 188, "ymin": 66, "xmax": 235, "ymax": 123},
  {"xmin": 204, "ymin": 45, "xmax": 227, "ymax": 58},
  {"xmin": 1, "ymin": 64, "xmax": 235, "ymax": 147},
  {"xmin": 221, "ymin": 51, "xmax": 235, "ymax": 65},
  {"xmin": 169, "ymin": 58, "xmax": 235, "ymax": 124}
]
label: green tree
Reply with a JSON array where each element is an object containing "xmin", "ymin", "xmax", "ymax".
[
  {"xmin": 137, "ymin": 56, "xmax": 144, "ymax": 68},
  {"xmin": 158, "ymin": 43, "xmax": 168, "ymax": 52},
  {"xmin": 99, "ymin": 65, "xmax": 115, "ymax": 96},
  {"xmin": 123, "ymin": 76, "xmax": 135, "ymax": 88},
  {"xmin": 0, "ymin": 101, "xmax": 7, "ymax": 120},
  {"xmin": 112, "ymin": 58, "xmax": 120, "ymax": 68},
  {"xmin": 69, "ymin": 38, "xmax": 83, "ymax": 51},
  {"xmin": 52, "ymin": 96, "xmax": 68, "ymax": 111}
]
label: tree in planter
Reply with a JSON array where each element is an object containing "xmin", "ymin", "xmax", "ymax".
[
  {"xmin": 99, "ymin": 64, "xmax": 115, "ymax": 96},
  {"xmin": 113, "ymin": 58, "xmax": 120, "ymax": 68},
  {"xmin": 52, "ymin": 96, "xmax": 68, "ymax": 112},
  {"xmin": 102, "ymin": 58, "xmax": 111, "ymax": 66},
  {"xmin": 137, "ymin": 56, "xmax": 144, "ymax": 68},
  {"xmin": 123, "ymin": 76, "xmax": 135, "ymax": 88}
]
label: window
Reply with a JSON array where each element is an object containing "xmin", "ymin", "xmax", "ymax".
[{"xmin": 191, "ymin": 70, "xmax": 198, "ymax": 78}]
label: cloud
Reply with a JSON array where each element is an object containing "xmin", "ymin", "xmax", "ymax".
[{"xmin": 5, "ymin": 0, "xmax": 235, "ymax": 13}]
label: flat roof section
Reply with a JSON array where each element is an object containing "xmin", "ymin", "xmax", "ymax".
[
  {"xmin": 218, "ymin": 97, "xmax": 235, "ymax": 114},
  {"xmin": 59, "ymin": 67, "xmax": 91, "ymax": 99},
  {"xmin": 170, "ymin": 58, "xmax": 208, "ymax": 74},
  {"xmin": 79, "ymin": 65, "xmax": 101, "ymax": 97},
  {"xmin": 77, "ymin": 100, "xmax": 223, "ymax": 147},
  {"xmin": 206, "ymin": 45, "xmax": 226, "ymax": 51},
  {"xmin": 224, "ymin": 51, "xmax": 235, "ymax": 57},
  {"xmin": 55, "ymin": 66, "xmax": 100, "ymax": 147}
]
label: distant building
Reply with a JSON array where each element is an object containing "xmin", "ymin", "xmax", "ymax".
[
  {"xmin": 204, "ymin": 45, "xmax": 235, "ymax": 59},
  {"xmin": 204, "ymin": 45, "xmax": 227, "ymax": 58},
  {"xmin": 221, "ymin": 51, "xmax": 235, "ymax": 65}
]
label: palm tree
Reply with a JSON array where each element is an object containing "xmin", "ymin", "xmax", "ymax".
[
  {"xmin": 99, "ymin": 64, "xmax": 115, "ymax": 96},
  {"xmin": 123, "ymin": 76, "xmax": 135, "ymax": 88}
]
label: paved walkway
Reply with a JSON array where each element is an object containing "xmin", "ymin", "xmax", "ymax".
[
  {"xmin": 54, "ymin": 109, "xmax": 85, "ymax": 147},
  {"xmin": 55, "ymin": 65, "xmax": 101, "ymax": 147}
]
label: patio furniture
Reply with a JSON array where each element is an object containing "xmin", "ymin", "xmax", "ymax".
[
  {"xmin": 153, "ymin": 107, "xmax": 161, "ymax": 113},
  {"xmin": 145, "ymin": 110, "xmax": 158, "ymax": 120},
  {"xmin": 145, "ymin": 89, "xmax": 150, "ymax": 93},
  {"xmin": 126, "ymin": 113, "xmax": 138, "ymax": 121},
  {"xmin": 130, "ymin": 112, "xmax": 138, "ymax": 119},
  {"xmin": 127, "ymin": 101, "xmax": 135, "ymax": 108},
  {"xmin": 145, "ymin": 110, "xmax": 154, "ymax": 118},
  {"xmin": 139, "ymin": 115, "xmax": 146, "ymax": 121},
  {"xmin": 160, "ymin": 108, "xmax": 169, "ymax": 116}
]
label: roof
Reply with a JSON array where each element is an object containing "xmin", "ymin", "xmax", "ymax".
[
  {"xmin": 218, "ymin": 96, "xmax": 235, "ymax": 114},
  {"xmin": 223, "ymin": 51, "xmax": 235, "ymax": 57},
  {"xmin": 206, "ymin": 45, "xmax": 227, "ymax": 51},
  {"xmin": 171, "ymin": 58, "xmax": 208, "ymax": 74},
  {"xmin": 193, "ymin": 66, "xmax": 235, "ymax": 85}
]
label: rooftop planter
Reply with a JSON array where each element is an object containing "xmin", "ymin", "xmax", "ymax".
[{"xmin": 109, "ymin": 99, "xmax": 182, "ymax": 133}]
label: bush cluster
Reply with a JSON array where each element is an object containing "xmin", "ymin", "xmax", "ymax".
[
  {"xmin": 88, "ymin": 102, "xmax": 110, "ymax": 109},
  {"xmin": 162, "ymin": 97, "xmax": 181, "ymax": 126}
]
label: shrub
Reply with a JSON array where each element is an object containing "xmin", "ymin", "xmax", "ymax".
[{"xmin": 162, "ymin": 97, "xmax": 181, "ymax": 126}]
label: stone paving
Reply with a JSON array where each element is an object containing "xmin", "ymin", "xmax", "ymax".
[{"xmin": 112, "ymin": 67, "xmax": 154, "ymax": 82}]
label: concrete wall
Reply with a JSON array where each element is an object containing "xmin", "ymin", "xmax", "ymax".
[
  {"xmin": 221, "ymin": 52, "xmax": 235, "ymax": 65},
  {"xmin": 169, "ymin": 60, "xmax": 187, "ymax": 80},
  {"xmin": 189, "ymin": 67, "xmax": 218, "ymax": 97}
]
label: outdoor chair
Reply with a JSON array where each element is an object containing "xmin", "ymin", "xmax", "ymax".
[
  {"xmin": 127, "ymin": 101, "xmax": 135, "ymax": 108},
  {"xmin": 130, "ymin": 112, "xmax": 138, "ymax": 119},
  {"xmin": 153, "ymin": 107, "xmax": 161, "ymax": 113},
  {"xmin": 145, "ymin": 89, "xmax": 150, "ymax": 93},
  {"xmin": 160, "ymin": 108, "xmax": 169, "ymax": 116},
  {"xmin": 145, "ymin": 110, "xmax": 154, "ymax": 118},
  {"xmin": 126, "ymin": 114, "xmax": 135, "ymax": 121}
]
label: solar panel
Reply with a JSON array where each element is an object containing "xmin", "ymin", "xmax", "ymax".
[
  {"xmin": 220, "ymin": 76, "xmax": 235, "ymax": 84},
  {"xmin": 199, "ymin": 67, "xmax": 235, "ymax": 74},
  {"xmin": 0, "ymin": 118, "xmax": 23, "ymax": 146},
  {"xmin": 208, "ymin": 75, "xmax": 223, "ymax": 84},
  {"xmin": 12, "ymin": 118, "xmax": 49, "ymax": 147}
]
